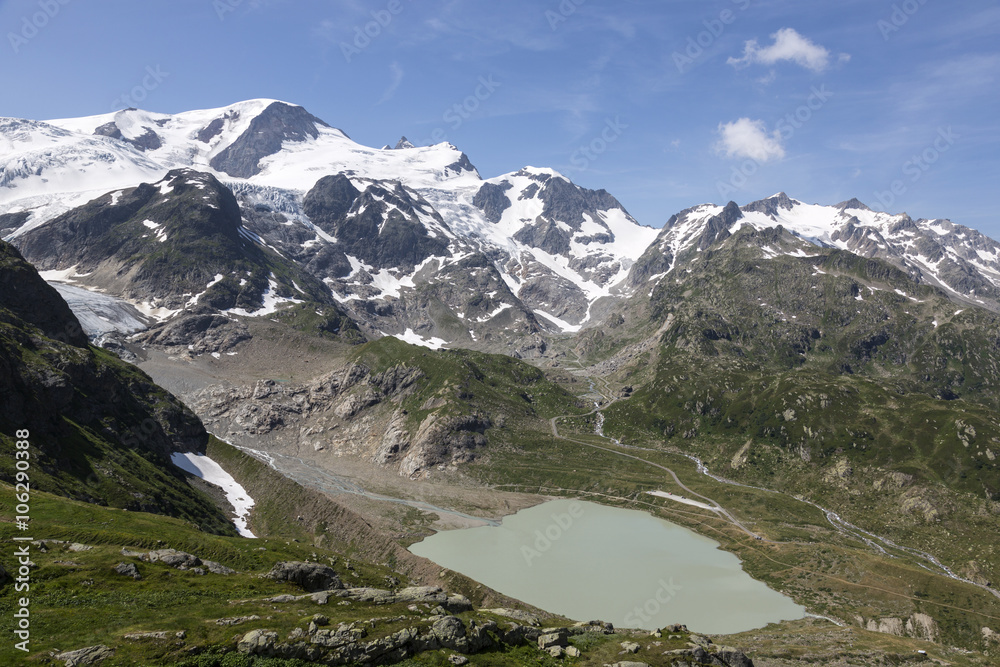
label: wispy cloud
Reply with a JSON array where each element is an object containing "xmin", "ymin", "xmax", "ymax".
[
  {"xmin": 728, "ymin": 28, "xmax": 846, "ymax": 74},
  {"xmin": 377, "ymin": 62, "xmax": 405, "ymax": 105},
  {"xmin": 893, "ymin": 54, "xmax": 1000, "ymax": 112},
  {"xmin": 715, "ymin": 118, "xmax": 786, "ymax": 162}
]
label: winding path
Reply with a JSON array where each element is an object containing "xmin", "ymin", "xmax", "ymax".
[
  {"xmin": 549, "ymin": 364, "xmax": 1000, "ymax": 602},
  {"xmin": 548, "ymin": 407, "xmax": 763, "ymax": 540}
]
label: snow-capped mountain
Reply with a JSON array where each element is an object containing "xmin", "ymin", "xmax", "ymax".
[
  {"xmin": 4, "ymin": 100, "xmax": 999, "ymax": 358},
  {"xmin": 1, "ymin": 99, "xmax": 658, "ymax": 353},
  {"xmin": 630, "ymin": 192, "xmax": 1000, "ymax": 312}
]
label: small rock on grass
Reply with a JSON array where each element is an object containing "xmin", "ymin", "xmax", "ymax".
[
  {"xmin": 620, "ymin": 640, "xmax": 641, "ymax": 653},
  {"xmin": 113, "ymin": 562, "xmax": 141, "ymax": 580}
]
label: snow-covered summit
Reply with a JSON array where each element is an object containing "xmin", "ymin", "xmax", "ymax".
[{"xmin": 637, "ymin": 192, "xmax": 1000, "ymax": 310}]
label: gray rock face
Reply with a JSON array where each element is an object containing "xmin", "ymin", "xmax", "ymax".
[
  {"xmin": 303, "ymin": 177, "xmax": 451, "ymax": 272},
  {"xmin": 472, "ymin": 182, "xmax": 513, "ymax": 223},
  {"xmin": 303, "ymin": 174, "xmax": 361, "ymax": 224},
  {"xmin": 0, "ymin": 241, "xmax": 88, "ymax": 347},
  {"xmin": 135, "ymin": 308, "xmax": 250, "ymax": 354},
  {"xmin": 211, "ymin": 102, "xmax": 331, "ymax": 178},
  {"xmin": 136, "ymin": 549, "xmax": 233, "ymax": 575},
  {"xmin": 94, "ymin": 120, "xmax": 163, "ymax": 152},
  {"xmin": 267, "ymin": 561, "xmax": 343, "ymax": 592},
  {"xmin": 0, "ymin": 210, "xmax": 29, "ymax": 237},
  {"xmin": 400, "ymin": 412, "xmax": 492, "ymax": 478},
  {"xmin": 197, "ymin": 116, "xmax": 225, "ymax": 143},
  {"xmin": 482, "ymin": 608, "xmax": 540, "ymax": 626},
  {"xmin": 122, "ymin": 631, "xmax": 171, "ymax": 640},
  {"xmin": 741, "ymin": 191, "xmax": 795, "ymax": 218}
]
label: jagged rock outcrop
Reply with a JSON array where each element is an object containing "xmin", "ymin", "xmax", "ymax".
[
  {"xmin": 304, "ymin": 176, "xmax": 451, "ymax": 272},
  {"xmin": 400, "ymin": 413, "xmax": 492, "ymax": 478},
  {"xmin": 191, "ymin": 360, "xmax": 497, "ymax": 477},
  {"xmin": 854, "ymin": 613, "xmax": 938, "ymax": 642}
]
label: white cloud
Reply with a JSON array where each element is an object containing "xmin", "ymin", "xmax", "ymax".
[
  {"xmin": 377, "ymin": 62, "xmax": 405, "ymax": 105},
  {"xmin": 715, "ymin": 118, "xmax": 786, "ymax": 163},
  {"xmin": 728, "ymin": 28, "xmax": 840, "ymax": 73}
]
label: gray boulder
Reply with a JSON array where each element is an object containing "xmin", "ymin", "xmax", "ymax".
[
  {"xmin": 237, "ymin": 629, "xmax": 278, "ymax": 656},
  {"xmin": 716, "ymin": 647, "xmax": 755, "ymax": 667},
  {"xmin": 267, "ymin": 561, "xmax": 342, "ymax": 592},
  {"xmin": 204, "ymin": 559, "xmax": 235, "ymax": 575},
  {"xmin": 143, "ymin": 549, "xmax": 201, "ymax": 568},
  {"xmin": 431, "ymin": 616, "xmax": 467, "ymax": 648},
  {"xmin": 55, "ymin": 645, "xmax": 115, "ymax": 666},
  {"xmin": 113, "ymin": 562, "xmax": 141, "ymax": 580},
  {"xmin": 538, "ymin": 631, "xmax": 568, "ymax": 649}
]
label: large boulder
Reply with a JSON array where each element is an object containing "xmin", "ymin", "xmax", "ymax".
[
  {"xmin": 237, "ymin": 629, "xmax": 278, "ymax": 656},
  {"xmin": 267, "ymin": 561, "xmax": 342, "ymax": 592}
]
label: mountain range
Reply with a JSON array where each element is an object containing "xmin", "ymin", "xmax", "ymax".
[
  {"xmin": 5, "ymin": 99, "xmax": 998, "ymax": 358},
  {"xmin": 4, "ymin": 99, "xmax": 1000, "ymax": 664}
]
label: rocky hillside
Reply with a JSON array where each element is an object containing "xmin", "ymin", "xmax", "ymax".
[
  {"xmin": 0, "ymin": 240, "xmax": 235, "ymax": 533},
  {"xmin": 593, "ymin": 224, "xmax": 1000, "ymax": 487},
  {"xmin": 189, "ymin": 336, "xmax": 583, "ymax": 480}
]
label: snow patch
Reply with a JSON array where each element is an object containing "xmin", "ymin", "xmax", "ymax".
[
  {"xmin": 534, "ymin": 309, "xmax": 582, "ymax": 333},
  {"xmin": 170, "ymin": 453, "xmax": 256, "ymax": 538},
  {"xmin": 391, "ymin": 329, "xmax": 448, "ymax": 350}
]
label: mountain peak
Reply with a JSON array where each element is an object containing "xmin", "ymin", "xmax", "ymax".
[
  {"xmin": 836, "ymin": 198, "xmax": 872, "ymax": 212},
  {"xmin": 393, "ymin": 136, "xmax": 416, "ymax": 150},
  {"xmin": 208, "ymin": 101, "xmax": 332, "ymax": 178},
  {"xmin": 742, "ymin": 192, "xmax": 798, "ymax": 218}
]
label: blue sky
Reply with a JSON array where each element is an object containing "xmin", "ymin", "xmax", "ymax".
[{"xmin": 2, "ymin": 0, "xmax": 998, "ymax": 238}]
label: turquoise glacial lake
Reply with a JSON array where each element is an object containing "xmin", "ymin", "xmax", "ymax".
[{"xmin": 409, "ymin": 499, "xmax": 805, "ymax": 634}]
